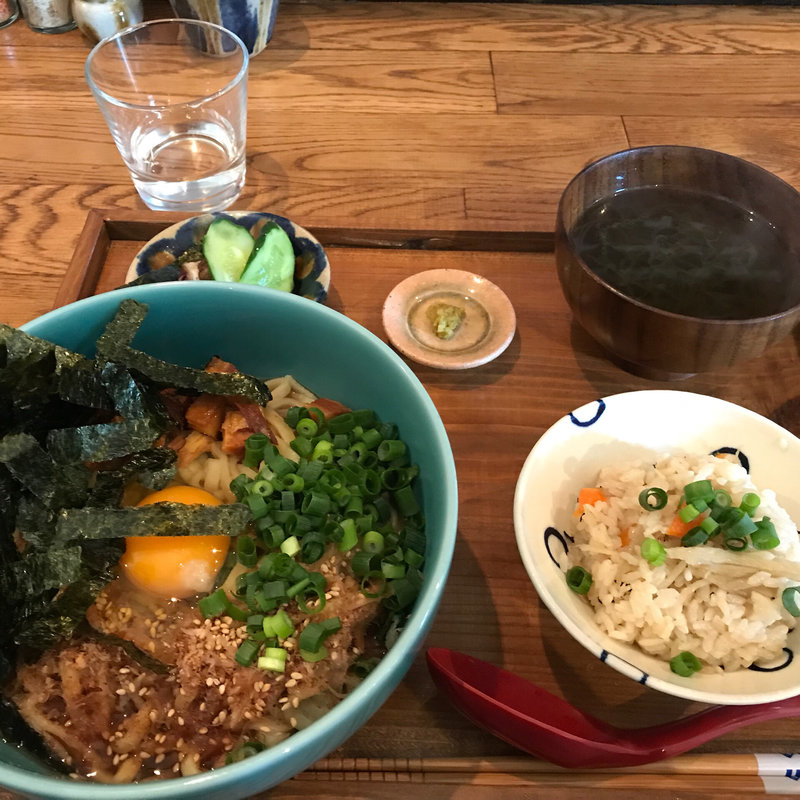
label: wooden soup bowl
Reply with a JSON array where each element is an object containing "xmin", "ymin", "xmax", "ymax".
[{"xmin": 555, "ymin": 145, "xmax": 800, "ymax": 380}]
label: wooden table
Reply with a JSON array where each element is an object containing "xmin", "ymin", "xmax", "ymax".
[{"xmin": 3, "ymin": 3, "xmax": 800, "ymax": 799}]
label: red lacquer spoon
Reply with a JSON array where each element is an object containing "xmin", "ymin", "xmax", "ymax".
[{"xmin": 426, "ymin": 647, "xmax": 800, "ymax": 768}]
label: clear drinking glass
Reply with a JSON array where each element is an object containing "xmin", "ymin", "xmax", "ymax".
[{"xmin": 85, "ymin": 19, "xmax": 249, "ymax": 213}]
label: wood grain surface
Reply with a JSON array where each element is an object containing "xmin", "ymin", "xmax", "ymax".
[{"xmin": 3, "ymin": 3, "xmax": 800, "ymax": 798}]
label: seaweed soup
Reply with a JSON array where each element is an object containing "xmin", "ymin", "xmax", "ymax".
[{"xmin": 570, "ymin": 185, "xmax": 800, "ymax": 319}]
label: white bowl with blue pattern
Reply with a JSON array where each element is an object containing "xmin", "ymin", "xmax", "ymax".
[
  {"xmin": 514, "ymin": 390, "xmax": 800, "ymax": 705},
  {"xmin": 126, "ymin": 211, "xmax": 330, "ymax": 303}
]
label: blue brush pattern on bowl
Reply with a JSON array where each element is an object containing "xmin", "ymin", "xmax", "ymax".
[
  {"xmin": 9, "ymin": 282, "xmax": 457, "ymax": 800},
  {"xmin": 128, "ymin": 212, "xmax": 330, "ymax": 304}
]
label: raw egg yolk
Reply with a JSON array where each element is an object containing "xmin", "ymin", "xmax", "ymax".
[{"xmin": 120, "ymin": 485, "xmax": 230, "ymax": 599}]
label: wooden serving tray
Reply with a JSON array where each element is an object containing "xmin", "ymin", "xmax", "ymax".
[{"xmin": 53, "ymin": 210, "xmax": 800, "ymax": 800}]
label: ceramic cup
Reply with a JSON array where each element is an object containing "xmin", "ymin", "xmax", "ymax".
[{"xmin": 168, "ymin": 0, "xmax": 279, "ymax": 56}]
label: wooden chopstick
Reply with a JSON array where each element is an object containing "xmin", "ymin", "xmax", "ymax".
[{"xmin": 295, "ymin": 754, "xmax": 800, "ymax": 793}]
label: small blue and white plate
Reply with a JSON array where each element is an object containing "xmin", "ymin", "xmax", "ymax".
[
  {"xmin": 125, "ymin": 211, "xmax": 330, "ymax": 303},
  {"xmin": 514, "ymin": 389, "xmax": 800, "ymax": 705}
]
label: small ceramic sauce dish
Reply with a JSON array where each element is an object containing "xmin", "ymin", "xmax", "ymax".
[{"xmin": 382, "ymin": 269, "xmax": 516, "ymax": 370}]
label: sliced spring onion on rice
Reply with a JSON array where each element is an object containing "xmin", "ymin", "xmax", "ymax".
[
  {"xmin": 782, "ymin": 587, "xmax": 800, "ymax": 616},
  {"xmin": 641, "ymin": 537, "xmax": 666, "ymax": 566},
  {"xmin": 638, "ymin": 487, "xmax": 668, "ymax": 510},
  {"xmin": 565, "ymin": 566, "xmax": 592, "ymax": 594},
  {"xmin": 681, "ymin": 527, "xmax": 709, "ymax": 547},
  {"xmin": 669, "ymin": 650, "xmax": 702, "ymax": 677},
  {"xmin": 752, "ymin": 518, "xmax": 780, "ymax": 550}
]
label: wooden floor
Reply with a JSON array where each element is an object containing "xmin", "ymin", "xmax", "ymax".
[{"xmin": 3, "ymin": 2, "xmax": 800, "ymax": 326}]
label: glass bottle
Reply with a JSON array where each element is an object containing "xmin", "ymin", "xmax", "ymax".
[
  {"xmin": 18, "ymin": 0, "xmax": 76, "ymax": 32},
  {"xmin": 71, "ymin": 0, "xmax": 142, "ymax": 43},
  {"xmin": 0, "ymin": 0, "xmax": 19, "ymax": 28}
]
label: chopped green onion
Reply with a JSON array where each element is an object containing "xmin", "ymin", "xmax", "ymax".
[
  {"xmin": 251, "ymin": 478, "xmax": 273, "ymax": 497},
  {"xmin": 243, "ymin": 433, "xmax": 268, "ymax": 469},
  {"xmin": 723, "ymin": 536, "xmax": 748, "ymax": 551},
  {"xmin": 236, "ymin": 535, "xmax": 258, "ymax": 567},
  {"xmin": 300, "ymin": 530, "xmax": 326, "ymax": 564},
  {"xmin": 381, "ymin": 560, "xmax": 406, "ymax": 579},
  {"xmin": 700, "ymin": 516, "xmax": 720, "ymax": 536},
  {"xmin": 328, "ymin": 412, "xmax": 355, "ymax": 435},
  {"xmin": 338, "ymin": 518, "xmax": 358, "ymax": 552},
  {"xmin": 683, "ymin": 480, "xmax": 714, "ymax": 506},
  {"xmin": 280, "ymin": 535, "xmax": 301, "ymax": 557},
  {"xmin": 300, "ymin": 646, "xmax": 329, "ymax": 662},
  {"xmin": 351, "ymin": 550, "xmax": 375, "ymax": 577},
  {"xmin": 298, "ymin": 617, "xmax": 341, "ymax": 653},
  {"xmin": 226, "ymin": 741, "xmax": 266, "ymax": 765},
  {"xmin": 257, "ymin": 647, "xmax": 287, "ymax": 673},
  {"xmin": 359, "ymin": 428, "xmax": 383, "ymax": 450},
  {"xmin": 641, "ymin": 537, "xmax": 666, "ymax": 567},
  {"xmin": 782, "ymin": 586, "xmax": 800, "ymax": 616},
  {"xmin": 290, "ymin": 436, "xmax": 314, "ymax": 458},
  {"xmin": 285, "ymin": 406, "xmax": 307, "ymax": 428},
  {"xmin": 224, "ymin": 599, "xmax": 250, "ymax": 622},
  {"xmin": 230, "ymin": 473, "xmax": 251, "ymax": 502},
  {"xmin": 263, "ymin": 609, "xmax": 294, "ymax": 640},
  {"xmin": 301, "ymin": 490, "xmax": 331, "ymax": 517},
  {"xmin": 286, "ymin": 577, "xmax": 311, "ymax": 599},
  {"xmin": 681, "ymin": 527, "xmax": 708, "ymax": 547},
  {"xmin": 362, "ymin": 530, "xmax": 385, "ymax": 555},
  {"xmin": 740, "ymin": 492, "xmax": 761, "ymax": 516},
  {"xmin": 751, "ymin": 518, "xmax": 780, "ymax": 550},
  {"xmin": 235, "ymin": 639, "xmax": 261, "ymax": 666},
  {"xmin": 377, "ymin": 439, "xmax": 407, "ymax": 462},
  {"xmin": 296, "ymin": 417, "xmax": 319, "ymax": 438},
  {"xmin": 244, "ymin": 493, "xmax": 270, "ymax": 519},
  {"xmin": 297, "ymin": 584, "xmax": 327, "ymax": 614},
  {"xmin": 312, "ymin": 440, "xmax": 334, "ymax": 463},
  {"xmin": 669, "ymin": 651, "xmax": 702, "ymax": 677},
  {"xmin": 722, "ymin": 513, "xmax": 757, "ymax": 539},
  {"xmin": 638, "ymin": 487, "xmax": 668, "ymax": 511},
  {"xmin": 360, "ymin": 570, "xmax": 387, "ymax": 598},
  {"xmin": 678, "ymin": 503, "xmax": 702, "ymax": 523},
  {"xmin": 565, "ymin": 565, "xmax": 592, "ymax": 594},
  {"xmin": 198, "ymin": 588, "xmax": 228, "ymax": 618},
  {"xmin": 280, "ymin": 473, "xmax": 304, "ymax": 493},
  {"xmin": 393, "ymin": 485, "xmax": 420, "ymax": 517}
]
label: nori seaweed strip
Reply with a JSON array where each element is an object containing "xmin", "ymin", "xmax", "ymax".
[
  {"xmin": 54, "ymin": 350, "xmax": 111, "ymax": 411},
  {"xmin": 13, "ymin": 534, "xmax": 121, "ymax": 653},
  {"xmin": 0, "ymin": 324, "xmax": 57, "ymax": 399},
  {"xmin": 99, "ymin": 361, "xmax": 171, "ymax": 430},
  {"xmin": 0, "ymin": 465, "xmax": 20, "ymax": 563},
  {"xmin": 54, "ymin": 502, "xmax": 251, "ymax": 544},
  {"xmin": 0, "ymin": 697, "xmax": 72, "ymax": 774},
  {"xmin": 0, "ymin": 433, "xmax": 90, "ymax": 510},
  {"xmin": 80, "ymin": 627, "xmax": 169, "ymax": 675},
  {"xmin": 85, "ymin": 448, "xmax": 177, "ymax": 509},
  {"xmin": 15, "ymin": 495, "xmax": 57, "ymax": 550},
  {"xmin": 46, "ymin": 418, "xmax": 162, "ymax": 465},
  {"xmin": 121, "ymin": 447, "xmax": 177, "ymax": 490},
  {"xmin": 13, "ymin": 569, "xmax": 110, "ymax": 651},
  {"xmin": 121, "ymin": 262, "xmax": 182, "ymax": 287},
  {"xmin": 0, "ymin": 546, "xmax": 82, "ymax": 601},
  {"xmin": 111, "ymin": 346, "xmax": 271, "ymax": 404},
  {"xmin": 96, "ymin": 300, "xmax": 271, "ymax": 405},
  {"xmin": 0, "ymin": 325, "xmax": 108, "ymax": 411},
  {"xmin": 95, "ymin": 297, "xmax": 148, "ymax": 349}
]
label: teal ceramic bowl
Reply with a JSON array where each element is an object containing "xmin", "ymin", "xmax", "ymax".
[{"xmin": 8, "ymin": 282, "xmax": 458, "ymax": 800}]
